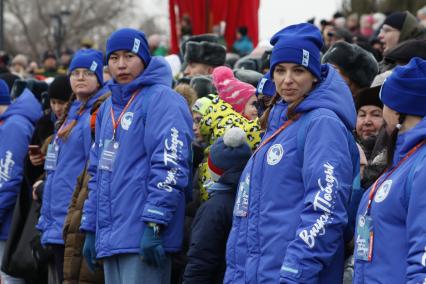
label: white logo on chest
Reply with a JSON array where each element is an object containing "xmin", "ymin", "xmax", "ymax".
[
  {"xmin": 121, "ymin": 112, "xmax": 134, "ymax": 130},
  {"xmin": 374, "ymin": 180, "xmax": 392, "ymax": 203},
  {"xmin": 267, "ymin": 144, "xmax": 284, "ymax": 165}
]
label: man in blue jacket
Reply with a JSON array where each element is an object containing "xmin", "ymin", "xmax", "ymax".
[
  {"xmin": 0, "ymin": 80, "xmax": 42, "ymax": 282},
  {"xmin": 81, "ymin": 28, "xmax": 193, "ymax": 284}
]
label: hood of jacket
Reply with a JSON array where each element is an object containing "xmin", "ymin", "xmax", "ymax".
[
  {"xmin": 108, "ymin": 56, "xmax": 173, "ymax": 106},
  {"xmin": 399, "ymin": 11, "xmax": 425, "ymax": 43},
  {"xmin": 295, "ymin": 64, "xmax": 357, "ymax": 130},
  {"xmin": 0, "ymin": 88, "xmax": 42, "ymax": 124},
  {"xmin": 393, "ymin": 116, "xmax": 426, "ymax": 165}
]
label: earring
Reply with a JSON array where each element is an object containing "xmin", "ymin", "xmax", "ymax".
[{"xmin": 396, "ymin": 123, "xmax": 402, "ymax": 130}]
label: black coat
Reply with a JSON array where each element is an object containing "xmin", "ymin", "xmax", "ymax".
[{"xmin": 183, "ymin": 168, "xmax": 241, "ymax": 284}]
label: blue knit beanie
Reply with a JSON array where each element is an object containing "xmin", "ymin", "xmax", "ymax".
[
  {"xmin": 0, "ymin": 79, "xmax": 10, "ymax": 105},
  {"xmin": 69, "ymin": 49, "xmax": 104, "ymax": 85},
  {"xmin": 106, "ymin": 28, "xmax": 151, "ymax": 66},
  {"xmin": 380, "ymin": 57, "xmax": 426, "ymax": 116},
  {"xmin": 270, "ymin": 23, "xmax": 323, "ymax": 79},
  {"xmin": 208, "ymin": 127, "xmax": 252, "ymax": 182},
  {"xmin": 256, "ymin": 72, "xmax": 276, "ymax": 97}
]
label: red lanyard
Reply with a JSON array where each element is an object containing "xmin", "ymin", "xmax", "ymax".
[
  {"xmin": 109, "ymin": 90, "xmax": 139, "ymax": 139},
  {"xmin": 365, "ymin": 140, "xmax": 426, "ymax": 215},
  {"xmin": 253, "ymin": 114, "xmax": 300, "ymax": 156}
]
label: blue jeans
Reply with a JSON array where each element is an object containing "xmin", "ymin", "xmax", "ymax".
[
  {"xmin": 103, "ymin": 253, "xmax": 171, "ymax": 284},
  {"xmin": 0, "ymin": 241, "xmax": 26, "ymax": 284}
]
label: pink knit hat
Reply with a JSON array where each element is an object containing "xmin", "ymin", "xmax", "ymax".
[{"xmin": 212, "ymin": 66, "xmax": 256, "ymax": 114}]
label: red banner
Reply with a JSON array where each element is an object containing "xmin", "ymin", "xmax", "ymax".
[{"xmin": 169, "ymin": 0, "xmax": 259, "ymax": 54}]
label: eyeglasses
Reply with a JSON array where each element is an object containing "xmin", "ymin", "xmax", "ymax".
[
  {"xmin": 70, "ymin": 70, "xmax": 96, "ymax": 78},
  {"xmin": 380, "ymin": 26, "xmax": 398, "ymax": 34}
]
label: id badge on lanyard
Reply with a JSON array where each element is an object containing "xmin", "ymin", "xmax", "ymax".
[
  {"xmin": 44, "ymin": 143, "xmax": 59, "ymax": 171},
  {"xmin": 355, "ymin": 214, "xmax": 374, "ymax": 261},
  {"xmin": 234, "ymin": 173, "xmax": 250, "ymax": 217},
  {"xmin": 99, "ymin": 139, "xmax": 119, "ymax": 172}
]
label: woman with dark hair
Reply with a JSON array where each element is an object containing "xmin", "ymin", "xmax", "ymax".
[
  {"xmin": 224, "ymin": 23, "xmax": 358, "ymax": 283},
  {"xmin": 353, "ymin": 57, "xmax": 426, "ymax": 284},
  {"xmin": 36, "ymin": 49, "xmax": 104, "ymax": 284}
]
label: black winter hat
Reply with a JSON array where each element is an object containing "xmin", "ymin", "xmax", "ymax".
[
  {"xmin": 184, "ymin": 41, "xmax": 226, "ymax": 67},
  {"xmin": 48, "ymin": 75, "xmax": 72, "ymax": 101},
  {"xmin": 0, "ymin": 73, "xmax": 20, "ymax": 90},
  {"xmin": 234, "ymin": 56, "xmax": 261, "ymax": 72},
  {"xmin": 189, "ymin": 75, "xmax": 216, "ymax": 98},
  {"xmin": 356, "ymin": 86, "xmax": 383, "ymax": 111},
  {"xmin": 383, "ymin": 12, "xmax": 406, "ymax": 30},
  {"xmin": 322, "ymin": 41, "xmax": 379, "ymax": 88},
  {"xmin": 233, "ymin": 69, "xmax": 263, "ymax": 88},
  {"xmin": 384, "ymin": 39, "xmax": 426, "ymax": 64}
]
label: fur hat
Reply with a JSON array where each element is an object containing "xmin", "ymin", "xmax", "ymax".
[
  {"xmin": 208, "ymin": 127, "xmax": 252, "ymax": 181},
  {"xmin": 180, "ymin": 33, "xmax": 219, "ymax": 58},
  {"xmin": 184, "ymin": 41, "xmax": 226, "ymax": 67},
  {"xmin": 322, "ymin": 41, "xmax": 379, "ymax": 88}
]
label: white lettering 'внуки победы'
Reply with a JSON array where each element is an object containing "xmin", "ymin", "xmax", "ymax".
[
  {"xmin": 157, "ymin": 127, "xmax": 184, "ymax": 192},
  {"xmin": 0, "ymin": 151, "xmax": 14, "ymax": 188},
  {"xmin": 299, "ymin": 162, "xmax": 338, "ymax": 248}
]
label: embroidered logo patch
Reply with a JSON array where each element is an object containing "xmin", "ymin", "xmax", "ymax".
[
  {"xmin": 267, "ymin": 144, "xmax": 284, "ymax": 165},
  {"xmin": 90, "ymin": 61, "xmax": 98, "ymax": 72},
  {"xmin": 132, "ymin": 38, "xmax": 141, "ymax": 53},
  {"xmin": 302, "ymin": 49, "xmax": 310, "ymax": 67},
  {"xmin": 121, "ymin": 112, "xmax": 134, "ymax": 130},
  {"xmin": 374, "ymin": 180, "xmax": 392, "ymax": 203}
]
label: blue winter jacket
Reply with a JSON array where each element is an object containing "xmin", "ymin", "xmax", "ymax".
[
  {"xmin": 353, "ymin": 117, "xmax": 426, "ymax": 284},
  {"xmin": 80, "ymin": 57, "xmax": 193, "ymax": 258},
  {"xmin": 0, "ymin": 89, "xmax": 42, "ymax": 240},
  {"xmin": 37, "ymin": 88, "xmax": 104, "ymax": 245},
  {"xmin": 224, "ymin": 65, "xmax": 358, "ymax": 284}
]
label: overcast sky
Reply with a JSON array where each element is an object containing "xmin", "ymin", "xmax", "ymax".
[
  {"xmin": 136, "ymin": 0, "xmax": 343, "ymax": 41},
  {"xmin": 258, "ymin": 0, "xmax": 343, "ymax": 40}
]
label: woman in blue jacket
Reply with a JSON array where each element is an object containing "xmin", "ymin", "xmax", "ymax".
[
  {"xmin": 353, "ymin": 57, "xmax": 426, "ymax": 284},
  {"xmin": 36, "ymin": 49, "xmax": 104, "ymax": 284},
  {"xmin": 224, "ymin": 23, "xmax": 358, "ymax": 283}
]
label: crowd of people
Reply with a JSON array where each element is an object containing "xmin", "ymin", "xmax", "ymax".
[{"xmin": 0, "ymin": 7, "xmax": 425, "ymax": 284}]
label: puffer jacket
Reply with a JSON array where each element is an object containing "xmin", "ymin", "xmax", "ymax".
[
  {"xmin": 0, "ymin": 89, "xmax": 42, "ymax": 240},
  {"xmin": 63, "ymin": 168, "xmax": 104, "ymax": 284},
  {"xmin": 353, "ymin": 117, "xmax": 426, "ymax": 284},
  {"xmin": 37, "ymin": 88, "xmax": 105, "ymax": 245},
  {"xmin": 80, "ymin": 57, "xmax": 193, "ymax": 258},
  {"xmin": 224, "ymin": 65, "xmax": 358, "ymax": 283}
]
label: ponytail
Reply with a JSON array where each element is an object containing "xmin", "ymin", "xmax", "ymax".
[
  {"xmin": 57, "ymin": 93, "xmax": 93, "ymax": 140},
  {"xmin": 259, "ymin": 93, "xmax": 280, "ymax": 130}
]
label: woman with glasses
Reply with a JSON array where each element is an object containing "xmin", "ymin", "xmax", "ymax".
[{"xmin": 36, "ymin": 49, "xmax": 104, "ymax": 284}]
